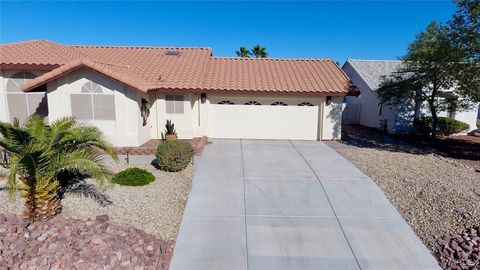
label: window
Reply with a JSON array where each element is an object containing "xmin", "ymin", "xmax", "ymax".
[
  {"xmin": 245, "ymin": 101, "xmax": 261, "ymax": 105},
  {"xmin": 298, "ymin": 102, "xmax": 314, "ymax": 106},
  {"xmin": 71, "ymin": 81, "xmax": 115, "ymax": 120},
  {"xmin": 218, "ymin": 100, "xmax": 235, "ymax": 105},
  {"xmin": 165, "ymin": 95, "xmax": 184, "ymax": 114},
  {"xmin": 271, "ymin": 101, "xmax": 287, "ymax": 106},
  {"xmin": 6, "ymin": 72, "xmax": 48, "ymax": 123}
]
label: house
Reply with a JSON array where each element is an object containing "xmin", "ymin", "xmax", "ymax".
[
  {"xmin": 342, "ymin": 59, "xmax": 479, "ymax": 133},
  {"xmin": 0, "ymin": 40, "xmax": 357, "ymax": 146}
]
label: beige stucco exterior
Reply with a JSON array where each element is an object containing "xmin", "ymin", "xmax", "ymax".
[{"xmin": 1, "ymin": 68, "xmax": 344, "ymax": 146}]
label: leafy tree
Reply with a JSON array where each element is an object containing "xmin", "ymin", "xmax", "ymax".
[
  {"xmin": 448, "ymin": 0, "xmax": 480, "ymax": 102},
  {"xmin": 377, "ymin": 22, "xmax": 469, "ymax": 140},
  {"xmin": 235, "ymin": 47, "xmax": 252, "ymax": 58},
  {"xmin": 0, "ymin": 115, "xmax": 118, "ymax": 221},
  {"xmin": 251, "ymin": 44, "xmax": 268, "ymax": 58}
]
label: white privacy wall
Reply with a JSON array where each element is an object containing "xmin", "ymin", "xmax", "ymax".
[
  {"xmin": 46, "ymin": 68, "xmax": 148, "ymax": 147},
  {"xmin": 455, "ymin": 105, "xmax": 479, "ymax": 132}
]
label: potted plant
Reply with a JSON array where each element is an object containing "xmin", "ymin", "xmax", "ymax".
[{"xmin": 164, "ymin": 119, "xmax": 177, "ymax": 141}]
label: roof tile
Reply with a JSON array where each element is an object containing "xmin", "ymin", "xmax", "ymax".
[{"xmin": 2, "ymin": 40, "xmax": 356, "ymax": 95}]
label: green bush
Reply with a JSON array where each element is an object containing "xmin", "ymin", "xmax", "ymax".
[
  {"xmin": 156, "ymin": 141, "xmax": 192, "ymax": 172},
  {"xmin": 414, "ymin": 116, "xmax": 470, "ymax": 136},
  {"xmin": 111, "ymin": 168, "xmax": 155, "ymax": 186}
]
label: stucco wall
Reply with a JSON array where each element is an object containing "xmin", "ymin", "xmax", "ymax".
[
  {"xmin": 46, "ymin": 68, "xmax": 148, "ymax": 147},
  {"xmin": 342, "ymin": 62, "xmax": 386, "ymax": 129},
  {"xmin": 454, "ymin": 105, "xmax": 479, "ymax": 132},
  {"xmin": 150, "ymin": 93, "xmax": 195, "ymax": 140},
  {"xmin": 321, "ymin": 97, "xmax": 344, "ymax": 140}
]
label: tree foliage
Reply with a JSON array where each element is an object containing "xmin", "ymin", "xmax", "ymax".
[
  {"xmin": 449, "ymin": 0, "xmax": 480, "ymax": 102},
  {"xmin": 377, "ymin": 1, "xmax": 480, "ymax": 140},
  {"xmin": 235, "ymin": 46, "xmax": 252, "ymax": 58},
  {"xmin": 251, "ymin": 44, "xmax": 268, "ymax": 58},
  {"xmin": 235, "ymin": 45, "xmax": 269, "ymax": 58}
]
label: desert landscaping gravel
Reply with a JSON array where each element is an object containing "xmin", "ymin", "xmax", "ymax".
[
  {"xmin": 0, "ymin": 161, "xmax": 194, "ymax": 240},
  {"xmin": 0, "ymin": 213, "xmax": 174, "ymax": 269},
  {"xmin": 329, "ymin": 143, "xmax": 480, "ymax": 254}
]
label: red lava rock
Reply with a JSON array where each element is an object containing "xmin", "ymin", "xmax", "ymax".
[
  {"xmin": 436, "ymin": 226, "xmax": 480, "ymax": 270},
  {"xmin": 95, "ymin": 214, "xmax": 109, "ymax": 222},
  {"xmin": 0, "ymin": 214, "xmax": 174, "ymax": 269}
]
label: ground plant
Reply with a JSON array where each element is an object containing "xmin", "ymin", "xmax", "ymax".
[
  {"xmin": 0, "ymin": 115, "xmax": 117, "ymax": 221},
  {"xmin": 415, "ymin": 116, "xmax": 470, "ymax": 136},
  {"xmin": 112, "ymin": 168, "xmax": 155, "ymax": 186},
  {"xmin": 156, "ymin": 141, "xmax": 192, "ymax": 172}
]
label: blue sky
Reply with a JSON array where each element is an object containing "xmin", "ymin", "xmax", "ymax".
[{"xmin": 0, "ymin": 1, "xmax": 456, "ymax": 63}]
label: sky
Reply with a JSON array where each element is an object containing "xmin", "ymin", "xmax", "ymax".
[{"xmin": 0, "ymin": 1, "xmax": 457, "ymax": 63}]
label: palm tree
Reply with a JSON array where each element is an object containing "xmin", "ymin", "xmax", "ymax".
[
  {"xmin": 235, "ymin": 47, "xmax": 252, "ymax": 58},
  {"xmin": 0, "ymin": 115, "xmax": 118, "ymax": 221},
  {"xmin": 251, "ymin": 44, "xmax": 268, "ymax": 58}
]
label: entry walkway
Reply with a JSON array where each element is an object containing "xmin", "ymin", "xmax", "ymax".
[{"xmin": 170, "ymin": 139, "xmax": 440, "ymax": 270}]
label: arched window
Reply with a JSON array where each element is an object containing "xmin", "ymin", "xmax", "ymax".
[
  {"xmin": 71, "ymin": 81, "xmax": 115, "ymax": 120},
  {"xmin": 271, "ymin": 101, "xmax": 287, "ymax": 106},
  {"xmin": 81, "ymin": 81, "xmax": 103, "ymax": 93},
  {"xmin": 6, "ymin": 72, "xmax": 48, "ymax": 123},
  {"xmin": 298, "ymin": 102, "xmax": 314, "ymax": 106},
  {"xmin": 218, "ymin": 100, "xmax": 235, "ymax": 105},
  {"xmin": 245, "ymin": 101, "xmax": 261, "ymax": 105},
  {"xmin": 6, "ymin": 72, "xmax": 37, "ymax": 93}
]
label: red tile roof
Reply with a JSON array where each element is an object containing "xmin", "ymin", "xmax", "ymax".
[{"xmin": 1, "ymin": 40, "xmax": 357, "ymax": 96}]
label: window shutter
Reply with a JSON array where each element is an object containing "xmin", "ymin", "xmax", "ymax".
[
  {"xmin": 165, "ymin": 95, "xmax": 175, "ymax": 114},
  {"xmin": 7, "ymin": 94, "xmax": 28, "ymax": 123},
  {"xmin": 93, "ymin": 95, "xmax": 115, "ymax": 120},
  {"xmin": 175, "ymin": 95, "xmax": 184, "ymax": 114},
  {"xmin": 71, "ymin": 94, "xmax": 93, "ymax": 120}
]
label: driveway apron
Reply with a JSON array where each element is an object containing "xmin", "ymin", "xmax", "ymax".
[{"xmin": 170, "ymin": 139, "xmax": 441, "ymax": 270}]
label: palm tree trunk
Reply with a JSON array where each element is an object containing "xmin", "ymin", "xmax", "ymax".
[{"xmin": 22, "ymin": 178, "xmax": 62, "ymax": 221}]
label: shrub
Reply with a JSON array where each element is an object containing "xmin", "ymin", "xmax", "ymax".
[
  {"xmin": 414, "ymin": 116, "xmax": 470, "ymax": 136},
  {"xmin": 156, "ymin": 141, "xmax": 192, "ymax": 172},
  {"xmin": 111, "ymin": 168, "xmax": 155, "ymax": 186}
]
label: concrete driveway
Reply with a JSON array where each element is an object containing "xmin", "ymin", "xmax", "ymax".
[{"xmin": 170, "ymin": 139, "xmax": 440, "ymax": 270}]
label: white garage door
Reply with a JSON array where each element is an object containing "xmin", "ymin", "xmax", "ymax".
[{"xmin": 208, "ymin": 96, "xmax": 321, "ymax": 140}]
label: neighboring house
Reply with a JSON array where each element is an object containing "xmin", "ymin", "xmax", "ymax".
[
  {"xmin": 342, "ymin": 59, "xmax": 479, "ymax": 133},
  {"xmin": 0, "ymin": 40, "xmax": 357, "ymax": 146}
]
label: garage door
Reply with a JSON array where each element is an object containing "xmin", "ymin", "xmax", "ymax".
[{"xmin": 208, "ymin": 96, "xmax": 321, "ymax": 140}]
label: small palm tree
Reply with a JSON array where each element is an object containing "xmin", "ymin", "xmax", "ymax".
[
  {"xmin": 251, "ymin": 44, "xmax": 268, "ymax": 58},
  {"xmin": 0, "ymin": 115, "xmax": 118, "ymax": 221},
  {"xmin": 235, "ymin": 47, "xmax": 252, "ymax": 58}
]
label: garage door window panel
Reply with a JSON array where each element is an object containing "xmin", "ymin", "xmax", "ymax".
[{"xmin": 218, "ymin": 100, "xmax": 235, "ymax": 105}]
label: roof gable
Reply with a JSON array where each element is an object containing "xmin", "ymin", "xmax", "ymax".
[{"xmin": 345, "ymin": 60, "xmax": 402, "ymax": 91}]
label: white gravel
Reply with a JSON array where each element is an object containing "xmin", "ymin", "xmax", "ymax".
[
  {"xmin": 0, "ymin": 161, "xmax": 194, "ymax": 240},
  {"xmin": 330, "ymin": 144, "xmax": 480, "ymax": 252}
]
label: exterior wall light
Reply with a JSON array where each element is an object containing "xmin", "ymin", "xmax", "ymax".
[
  {"xmin": 326, "ymin": 96, "xmax": 332, "ymax": 106},
  {"xmin": 201, "ymin": 93, "xmax": 207, "ymax": 103}
]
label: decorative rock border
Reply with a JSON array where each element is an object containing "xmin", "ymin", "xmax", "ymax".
[
  {"xmin": 436, "ymin": 226, "xmax": 480, "ymax": 270},
  {"xmin": 0, "ymin": 213, "xmax": 174, "ymax": 269}
]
